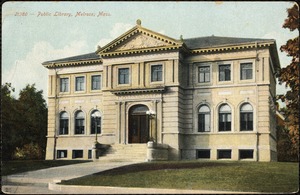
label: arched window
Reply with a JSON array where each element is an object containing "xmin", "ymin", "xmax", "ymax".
[
  {"xmin": 59, "ymin": 112, "xmax": 69, "ymax": 135},
  {"xmin": 219, "ymin": 104, "xmax": 231, "ymax": 131},
  {"xmin": 240, "ymin": 103, "xmax": 253, "ymax": 131},
  {"xmin": 75, "ymin": 111, "xmax": 85, "ymax": 134},
  {"xmin": 198, "ymin": 105, "xmax": 210, "ymax": 132},
  {"xmin": 91, "ymin": 110, "xmax": 101, "ymax": 134}
]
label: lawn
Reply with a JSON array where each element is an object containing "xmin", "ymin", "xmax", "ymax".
[
  {"xmin": 61, "ymin": 160, "xmax": 299, "ymax": 193},
  {"xmin": 2, "ymin": 160, "xmax": 91, "ymax": 176}
]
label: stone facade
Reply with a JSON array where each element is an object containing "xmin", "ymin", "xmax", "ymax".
[{"xmin": 43, "ymin": 21, "xmax": 280, "ymax": 161}]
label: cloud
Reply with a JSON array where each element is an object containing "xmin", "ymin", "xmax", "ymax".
[
  {"xmin": 3, "ymin": 40, "xmax": 89, "ymax": 99},
  {"xmin": 96, "ymin": 23, "xmax": 134, "ymax": 48}
]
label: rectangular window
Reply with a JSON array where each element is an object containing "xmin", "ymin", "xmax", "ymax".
[
  {"xmin": 240, "ymin": 63, "xmax": 253, "ymax": 80},
  {"xmin": 197, "ymin": 150, "xmax": 211, "ymax": 159},
  {"xmin": 198, "ymin": 114, "xmax": 210, "ymax": 132},
  {"xmin": 219, "ymin": 64, "xmax": 231, "ymax": 81},
  {"xmin": 198, "ymin": 66, "xmax": 210, "ymax": 83},
  {"xmin": 60, "ymin": 78, "xmax": 69, "ymax": 92},
  {"xmin": 72, "ymin": 150, "xmax": 83, "ymax": 159},
  {"xmin": 59, "ymin": 119, "xmax": 69, "ymax": 135},
  {"xmin": 75, "ymin": 76, "xmax": 85, "ymax": 91},
  {"xmin": 91, "ymin": 75, "xmax": 101, "ymax": 90},
  {"xmin": 57, "ymin": 150, "xmax": 67, "ymax": 158},
  {"xmin": 151, "ymin": 65, "xmax": 163, "ymax": 82},
  {"xmin": 240, "ymin": 113, "xmax": 253, "ymax": 131},
  {"xmin": 239, "ymin": 150, "xmax": 254, "ymax": 159},
  {"xmin": 219, "ymin": 113, "xmax": 231, "ymax": 131},
  {"xmin": 75, "ymin": 119, "xmax": 85, "ymax": 134},
  {"xmin": 88, "ymin": 150, "xmax": 92, "ymax": 159},
  {"xmin": 118, "ymin": 68, "xmax": 129, "ymax": 84},
  {"xmin": 218, "ymin": 150, "xmax": 232, "ymax": 159}
]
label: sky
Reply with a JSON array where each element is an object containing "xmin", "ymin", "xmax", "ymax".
[{"xmin": 2, "ymin": 1, "xmax": 297, "ymax": 107}]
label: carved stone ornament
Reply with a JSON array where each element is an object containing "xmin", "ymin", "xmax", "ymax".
[{"xmin": 116, "ymin": 34, "xmax": 168, "ymax": 51}]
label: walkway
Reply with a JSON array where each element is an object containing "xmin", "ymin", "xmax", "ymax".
[
  {"xmin": 2, "ymin": 160, "xmax": 140, "ymax": 194},
  {"xmin": 2, "ymin": 160, "xmax": 264, "ymax": 194}
]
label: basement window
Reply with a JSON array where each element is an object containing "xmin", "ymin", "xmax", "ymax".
[
  {"xmin": 239, "ymin": 150, "xmax": 254, "ymax": 159},
  {"xmin": 57, "ymin": 150, "xmax": 67, "ymax": 159},
  {"xmin": 197, "ymin": 150, "xmax": 210, "ymax": 159},
  {"xmin": 217, "ymin": 150, "xmax": 231, "ymax": 159},
  {"xmin": 88, "ymin": 150, "xmax": 92, "ymax": 159},
  {"xmin": 72, "ymin": 150, "xmax": 83, "ymax": 159}
]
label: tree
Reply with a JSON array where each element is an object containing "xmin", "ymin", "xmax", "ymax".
[
  {"xmin": 277, "ymin": 4, "xmax": 299, "ymax": 160},
  {"xmin": 1, "ymin": 83, "xmax": 48, "ymax": 160},
  {"xmin": 1, "ymin": 83, "xmax": 19, "ymax": 160},
  {"xmin": 16, "ymin": 84, "xmax": 48, "ymax": 158}
]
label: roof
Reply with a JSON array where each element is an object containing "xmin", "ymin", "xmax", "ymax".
[
  {"xmin": 42, "ymin": 35, "xmax": 276, "ymax": 67},
  {"xmin": 183, "ymin": 36, "xmax": 275, "ymax": 49},
  {"xmin": 42, "ymin": 52, "xmax": 100, "ymax": 65}
]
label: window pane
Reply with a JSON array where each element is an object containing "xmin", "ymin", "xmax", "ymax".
[
  {"xmin": 119, "ymin": 68, "xmax": 129, "ymax": 84},
  {"xmin": 92, "ymin": 75, "xmax": 101, "ymax": 90},
  {"xmin": 199, "ymin": 105, "xmax": 210, "ymax": 112},
  {"xmin": 198, "ymin": 66, "xmax": 210, "ymax": 83},
  {"xmin": 199, "ymin": 72, "xmax": 204, "ymax": 82},
  {"xmin": 91, "ymin": 110, "xmax": 101, "ymax": 134},
  {"xmin": 240, "ymin": 104, "xmax": 253, "ymax": 131},
  {"xmin": 241, "ymin": 63, "xmax": 253, "ymax": 80},
  {"xmin": 75, "ymin": 111, "xmax": 85, "ymax": 134},
  {"xmin": 219, "ymin": 113, "xmax": 231, "ymax": 131},
  {"xmin": 76, "ymin": 77, "xmax": 85, "ymax": 91},
  {"xmin": 151, "ymin": 65, "xmax": 163, "ymax": 82},
  {"xmin": 219, "ymin": 65, "xmax": 231, "ymax": 81},
  {"xmin": 60, "ymin": 78, "xmax": 69, "ymax": 92},
  {"xmin": 219, "ymin": 104, "xmax": 231, "ymax": 113},
  {"xmin": 241, "ymin": 103, "xmax": 253, "ymax": 112},
  {"xmin": 59, "ymin": 119, "xmax": 69, "ymax": 135},
  {"xmin": 199, "ymin": 105, "xmax": 210, "ymax": 132},
  {"xmin": 204, "ymin": 114, "xmax": 210, "ymax": 131},
  {"xmin": 198, "ymin": 114, "xmax": 205, "ymax": 132}
]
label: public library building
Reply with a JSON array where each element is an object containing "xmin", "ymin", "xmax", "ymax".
[{"xmin": 42, "ymin": 20, "xmax": 280, "ymax": 161}]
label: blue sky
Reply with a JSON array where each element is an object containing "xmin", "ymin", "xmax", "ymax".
[{"xmin": 2, "ymin": 1, "xmax": 297, "ymax": 105}]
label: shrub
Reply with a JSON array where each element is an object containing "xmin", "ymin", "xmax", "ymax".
[{"xmin": 13, "ymin": 142, "xmax": 44, "ymax": 160}]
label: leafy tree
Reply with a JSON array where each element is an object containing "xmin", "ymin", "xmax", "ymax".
[
  {"xmin": 1, "ymin": 83, "xmax": 48, "ymax": 160},
  {"xmin": 1, "ymin": 83, "xmax": 19, "ymax": 160},
  {"xmin": 16, "ymin": 84, "xmax": 48, "ymax": 158},
  {"xmin": 277, "ymin": 4, "xmax": 299, "ymax": 160},
  {"xmin": 276, "ymin": 108, "xmax": 298, "ymax": 161}
]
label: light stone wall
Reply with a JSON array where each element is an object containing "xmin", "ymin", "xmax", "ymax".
[
  {"xmin": 45, "ymin": 45, "xmax": 278, "ymax": 161},
  {"xmin": 178, "ymin": 48, "xmax": 277, "ymax": 161}
]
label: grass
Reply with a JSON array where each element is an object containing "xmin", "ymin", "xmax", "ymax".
[
  {"xmin": 61, "ymin": 160, "xmax": 299, "ymax": 193},
  {"xmin": 2, "ymin": 160, "xmax": 91, "ymax": 176}
]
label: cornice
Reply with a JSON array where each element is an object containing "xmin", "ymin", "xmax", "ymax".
[
  {"xmin": 43, "ymin": 59, "xmax": 102, "ymax": 69},
  {"xmin": 190, "ymin": 41, "xmax": 274, "ymax": 54},
  {"xmin": 101, "ymin": 45, "xmax": 180, "ymax": 57},
  {"xmin": 108, "ymin": 87, "xmax": 166, "ymax": 95}
]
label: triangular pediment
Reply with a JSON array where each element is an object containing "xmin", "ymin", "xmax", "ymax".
[
  {"xmin": 97, "ymin": 25, "xmax": 182, "ymax": 57},
  {"xmin": 114, "ymin": 33, "xmax": 170, "ymax": 51}
]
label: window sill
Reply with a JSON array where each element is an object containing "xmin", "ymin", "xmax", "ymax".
[
  {"xmin": 74, "ymin": 90, "xmax": 86, "ymax": 94},
  {"xmin": 217, "ymin": 81, "xmax": 233, "ymax": 85},
  {"xmin": 195, "ymin": 82, "xmax": 212, "ymax": 86}
]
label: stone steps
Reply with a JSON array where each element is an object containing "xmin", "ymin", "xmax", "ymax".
[{"xmin": 98, "ymin": 144, "xmax": 148, "ymax": 162}]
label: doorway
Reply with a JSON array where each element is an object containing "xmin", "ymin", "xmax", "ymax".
[{"xmin": 129, "ymin": 105, "xmax": 149, "ymax": 143}]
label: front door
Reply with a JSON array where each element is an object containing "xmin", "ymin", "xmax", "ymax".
[{"xmin": 129, "ymin": 105, "xmax": 149, "ymax": 143}]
